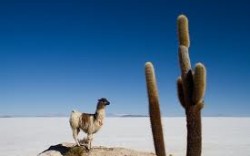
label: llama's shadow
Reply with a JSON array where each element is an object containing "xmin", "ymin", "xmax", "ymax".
[
  {"xmin": 39, "ymin": 144, "xmax": 71, "ymax": 155},
  {"xmin": 39, "ymin": 142, "xmax": 90, "ymax": 156}
]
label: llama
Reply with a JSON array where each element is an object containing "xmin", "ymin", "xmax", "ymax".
[{"xmin": 69, "ymin": 98, "xmax": 110, "ymax": 150}]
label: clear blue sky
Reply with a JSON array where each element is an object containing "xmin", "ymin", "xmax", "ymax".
[{"xmin": 0, "ymin": 0, "xmax": 249, "ymax": 117}]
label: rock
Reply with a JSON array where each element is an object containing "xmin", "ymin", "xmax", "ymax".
[{"xmin": 38, "ymin": 143, "xmax": 156, "ymax": 156}]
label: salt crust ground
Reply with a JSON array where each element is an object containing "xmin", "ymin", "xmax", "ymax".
[{"xmin": 0, "ymin": 117, "xmax": 250, "ymax": 156}]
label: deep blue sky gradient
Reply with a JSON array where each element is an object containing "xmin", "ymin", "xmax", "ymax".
[{"xmin": 0, "ymin": 0, "xmax": 250, "ymax": 116}]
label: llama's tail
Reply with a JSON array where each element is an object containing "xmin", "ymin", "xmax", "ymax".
[{"xmin": 69, "ymin": 110, "xmax": 81, "ymax": 129}]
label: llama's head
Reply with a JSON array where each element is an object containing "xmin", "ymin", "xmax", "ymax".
[{"xmin": 97, "ymin": 98, "xmax": 110, "ymax": 109}]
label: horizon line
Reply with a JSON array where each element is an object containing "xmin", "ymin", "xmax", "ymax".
[{"xmin": 1, "ymin": 114, "xmax": 250, "ymax": 118}]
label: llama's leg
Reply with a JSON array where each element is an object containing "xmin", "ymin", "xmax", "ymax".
[
  {"xmin": 72, "ymin": 128, "xmax": 80, "ymax": 146},
  {"xmin": 87, "ymin": 134, "xmax": 93, "ymax": 150}
]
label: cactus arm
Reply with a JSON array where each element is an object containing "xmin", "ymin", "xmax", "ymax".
[
  {"xmin": 177, "ymin": 15, "xmax": 190, "ymax": 48},
  {"xmin": 193, "ymin": 63, "xmax": 207, "ymax": 105},
  {"xmin": 145, "ymin": 62, "xmax": 166, "ymax": 156},
  {"xmin": 178, "ymin": 45, "xmax": 191, "ymax": 77},
  {"xmin": 177, "ymin": 77, "xmax": 186, "ymax": 108}
]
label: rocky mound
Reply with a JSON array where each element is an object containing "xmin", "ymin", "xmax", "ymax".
[{"xmin": 38, "ymin": 143, "xmax": 156, "ymax": 156}]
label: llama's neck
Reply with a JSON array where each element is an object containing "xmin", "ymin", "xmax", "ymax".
[{"xmin": 95, "ymin": 107, "xmax": 106, "ymax": 120}]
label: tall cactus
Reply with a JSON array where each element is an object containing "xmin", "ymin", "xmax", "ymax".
[
  {"xmin": 145, "ymin": 62, "xmax": 166, "ymax": 156},
  {"xmin": 177, "ymin": 15, "xmax": 207, "ymax": 156}
]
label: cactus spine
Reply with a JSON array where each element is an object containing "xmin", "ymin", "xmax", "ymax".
[
  {"xmin": 177, "ymin": 15, "xmax": 207, "ymax": 156},
  {"xmin": 145, "ymin": 62, "xmax": 166, "ymax": 156}
]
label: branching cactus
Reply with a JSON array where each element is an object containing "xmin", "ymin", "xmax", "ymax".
[
  {"xmin": 145, "ymin": 62, "xmax": 166, "ymax": 156},
  {"xmin": 177, "ymin": 15, "xmax": 207, "ymax": 156}
]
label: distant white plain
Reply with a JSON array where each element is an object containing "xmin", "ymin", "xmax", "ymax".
[{"xmin": 0, "ymin": 117, "xmax": 250, "ymax": 156}]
